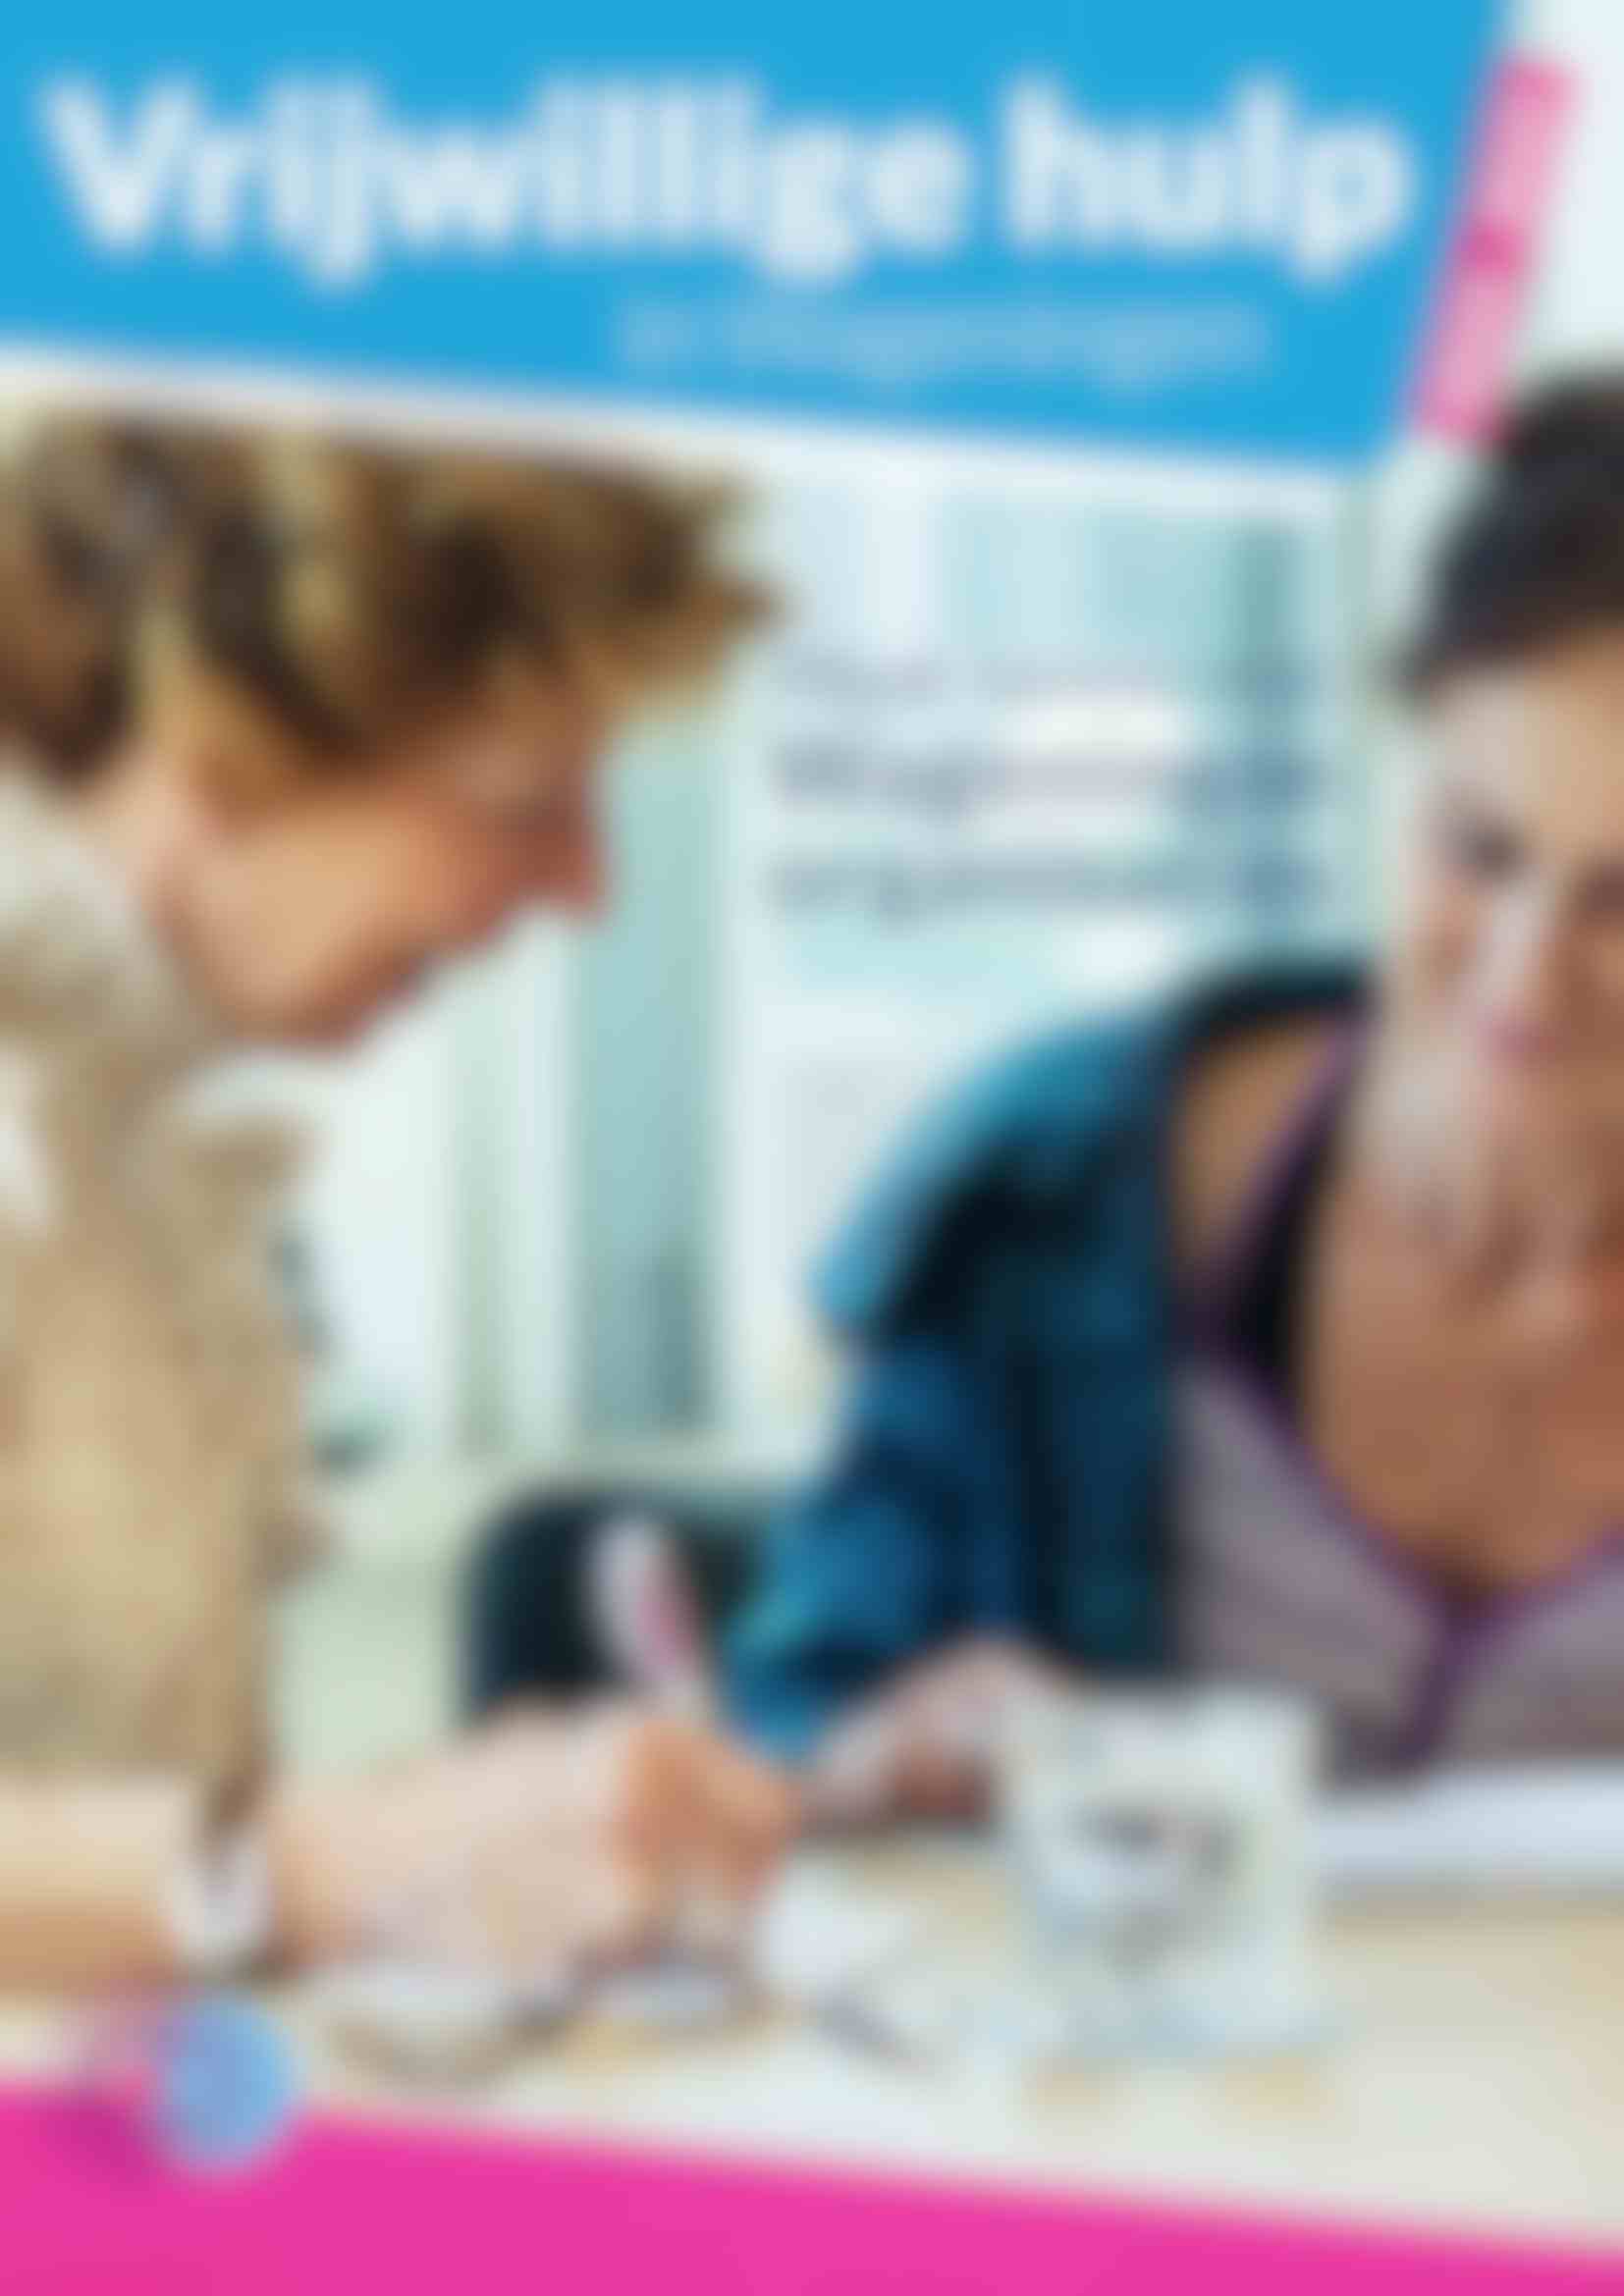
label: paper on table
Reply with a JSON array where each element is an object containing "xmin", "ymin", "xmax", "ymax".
[
  {"xmin": 755, "ymin": 1852, "xmax": 925, "ymax": 2005},
  {"xmin": 1317, "ymin": 1762, "xmax": 1624, "ymax": 1897}
]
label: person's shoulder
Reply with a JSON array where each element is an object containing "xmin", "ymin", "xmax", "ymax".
[{"xmin": 812, "ymin": 963, "xmax": 1367, "ymax": 1339}]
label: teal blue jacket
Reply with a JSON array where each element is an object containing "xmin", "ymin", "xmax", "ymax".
[{"xmin": 725, "ymin": 964, "xmax": 1364, "ymax": 1759}]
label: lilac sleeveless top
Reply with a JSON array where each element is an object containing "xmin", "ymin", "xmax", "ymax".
[{"xmin": 1175, "ymin": 1032, "xmax": 1624, "ymax": 1777}]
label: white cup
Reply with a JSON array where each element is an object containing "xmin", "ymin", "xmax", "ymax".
[{"xmin": 996, "ymin": 1682, "xmax": 1323, "ymax": 2053}]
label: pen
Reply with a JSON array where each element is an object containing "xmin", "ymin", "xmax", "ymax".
[{"xmin": 586, "ymin": 1511, "xmax": 717, "ymax": 1721}]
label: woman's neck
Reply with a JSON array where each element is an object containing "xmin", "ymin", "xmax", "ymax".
[
  {"xmin": 1350, "ymin": 1018, "xmax": 1624, "ymax": 1282},
  {"xmin": 69, "ymin": 745, "xmax": 204, "ymax": 971}
]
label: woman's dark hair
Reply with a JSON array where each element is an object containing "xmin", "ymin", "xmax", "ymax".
[{"xmin": 1405, "ymin": 376, "xmax": 1624, "ymax": 697}]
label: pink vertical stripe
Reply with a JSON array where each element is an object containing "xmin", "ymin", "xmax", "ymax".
[
  {"xmin": 2, "ymin": 2082, "xmax": 1622, "ymax": 2293},
  {"xmin": 1412, "ymin": 55, "xmax": 1577, "ymax": 443}
]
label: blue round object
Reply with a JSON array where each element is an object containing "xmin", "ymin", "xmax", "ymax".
[{"xmin": 151, "ymin": 1993, "xmax": 302, "ymax": 2171}]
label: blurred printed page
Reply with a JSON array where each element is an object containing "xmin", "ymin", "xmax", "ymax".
[{"xmin": 1321, "ymin": 1764, "xmax": 1624, "ymax": 1896}]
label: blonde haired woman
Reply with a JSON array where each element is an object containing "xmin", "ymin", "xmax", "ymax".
[{"xmin": 0, "ymin": 410, "xmax": 791, "ymax": 1991}]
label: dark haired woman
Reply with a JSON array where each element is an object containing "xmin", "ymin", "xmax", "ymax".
[
  {"xmin": 474, "ymin": 376, "xmax": 1624, "ymax": 1820},
  {"xmin": 0, "ymin": 410, "xmax": 791, "ymax": 1988}
]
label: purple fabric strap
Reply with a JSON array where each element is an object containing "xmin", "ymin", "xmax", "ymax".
[{"xmin": 1176, "ymin": 1022, "xmax": 1624, "ymax": 1775}]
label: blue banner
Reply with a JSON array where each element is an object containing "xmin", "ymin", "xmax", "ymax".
[{"xmin": 0, "ymin": 1, "xmax": 1506, "ymax": 460}]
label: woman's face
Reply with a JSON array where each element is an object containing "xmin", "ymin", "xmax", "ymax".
[
  {"xmin": 1392, "ymin": 631, "xmax": 1624, "ymax": 1154},
  {"xmin": 169, "ymin": 698, "xmax": 610, "ymax": 1046}
]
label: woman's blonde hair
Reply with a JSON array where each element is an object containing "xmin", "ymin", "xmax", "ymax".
[{"xmin": 0, "ymin": 409, "xmax": 769, "ymax": 785}]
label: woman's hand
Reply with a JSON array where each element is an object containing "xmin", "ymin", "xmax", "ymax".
[
  {"xmin": 266, "ymin": 1703, "xmax": 800, "ymax": 1978},
  {"xmin": 807, "ymin": 1637, "xmax": 1074, "ymax": 1831}
]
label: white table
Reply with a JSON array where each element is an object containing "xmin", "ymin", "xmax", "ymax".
[
  {"xmin": 252, "ymin": 1465, "xmax": 1624, "ymax": 2251},
  {"xmin": 0, "ymin": 1841, "xmax": 1597, "ymax": 2251}
]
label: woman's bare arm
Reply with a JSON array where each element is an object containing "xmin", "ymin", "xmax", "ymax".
[
  {"xmin": 0, "ymin": 1765, "xmax": 457, "ymax": 1992},
  {"xmin": 0, "ymin": 1773, "xmax": 204, "ymax": 1990},
  {"xmin": 0, "ymin": 1710, "xmax": 798, "ymax": 1996}
]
